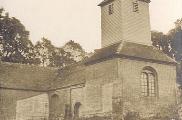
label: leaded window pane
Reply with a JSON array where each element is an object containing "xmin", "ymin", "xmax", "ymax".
[{"xmin": 141, "ymin": 70, "xmax": 157, "ymax": 97}]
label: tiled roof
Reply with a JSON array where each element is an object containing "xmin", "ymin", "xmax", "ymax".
[
  {"xmin": 0, "ymin": 61, "xmax": 86, "ymax": 91},
  {"xmin": 48, "ymin": 64, "xmax": 86, "ymax": 90},
  {"xmin": 0, "ymin": 62, "xmax": 58, "ymax": 91},
  {"xmin": 84, "ymin": 41, "xmax": 176, "ymax": 65}
]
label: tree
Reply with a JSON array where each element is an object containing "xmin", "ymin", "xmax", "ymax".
[
  {"xmin": 175, "ymin": 18, "xmax": 182, "ymax": 31},
  {"xmin": 63, "ymin": 40, "xmax": 88, "ymax": 62},
  {"xmin": 0, "ymin": 8, "xmax": 36, "ymax": 64},
  {"xmin": 151, "ymin": 18, "xmax": 182, "ymax": 59},
  {"xmin": 50, "ymin": 47, "xmax": 75, "ymax": 68},
  {"xmin": 151, "ymin": 31, "xmax": 173, "ymax": 58},
  {"xmin": 34, "ymin": 37, "xmax": 55, "ymax": 66},
  {"xmin": 170, "ymin": 19, "xmax": 182, "ymax": 61},
  {"xmin": 34, "ymin": 39, "xmax": 87, "ymax": 67}
]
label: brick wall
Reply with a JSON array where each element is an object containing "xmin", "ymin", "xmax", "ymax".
[
  {"xmin": 16, "ymin": 94, "xmax": 49, "ymax": 120},
  {"xmin": 0, "ymin": 89, "xmax": 45, "ymax": 120},
  {"xmin": 84, "ymin": 59, "xmax": 118, "ymax": 116},
  {"xmin": 48, "ymin": 59, "xmax": 119, "ymax": 119},
  {"xmin": 49, "ymin": 58, "xmax": 176, "ymax": 119},
  {"xmin": 118, "ymin": 58, "xmax": 176, "ymax": 117}
]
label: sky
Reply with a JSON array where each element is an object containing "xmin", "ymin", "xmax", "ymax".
[{"xmin": 0, "ymin": 0, "xmax": 182, "ymax": 52}]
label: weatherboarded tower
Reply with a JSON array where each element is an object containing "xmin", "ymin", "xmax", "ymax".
[{"xmin": 99, "ymin": 0, "xmax": 151, "ymax": 47}]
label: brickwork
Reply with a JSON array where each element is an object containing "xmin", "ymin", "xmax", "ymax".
[
  {"xmin": 16, "ymin": 94, "xmax": 49, "ymax": 120},
  {"xmin": 84, "ymin": 59, "xmax": 118, "ymax": 116},
  {"xmin": 118, "ymin": 58, "xmax": 176, "ymax": 118},
  {"xmin": 0, "ymin": 89, "xmax": 45, "ymax": 120},
  {"xmin": 48, "ymin": 59, "xmax": 119, "ymax": 119}
]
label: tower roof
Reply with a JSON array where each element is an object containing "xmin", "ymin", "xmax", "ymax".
[
  {"xmin": 84, "ymin": 41, "xmax": 176, "ymax": 65},
  {"xmin": 98, "ymin": 0, "xmax": 150, "ymax": 6},
  {"xmin": 138, "ymin": 0, "xmax": 151, "ymax": 3},
  {"xmin": 98, "ymin": 0, "xmax": 114, "ymax": 6}
]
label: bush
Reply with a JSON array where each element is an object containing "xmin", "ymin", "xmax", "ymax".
[
  {"xmin": 124, "ymin": 111, "xmax": 140, "ymax": 120},
  {"xmin": 77, "ymin": 116, "xmax": 112, "ymax": 120}
]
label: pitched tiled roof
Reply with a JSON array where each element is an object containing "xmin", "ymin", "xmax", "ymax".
[
  {"xmin": 0, "ymin": 61, "xmax": 86, "ymax": 91},
  {"xmin": 0, "ymin": 62, "xmax": 58, "ymax": 91},
  {"xmin": 49, "ymin": 64, "xmax": 86, "ymax": 90},
  {"xmin": 84, "ymin": 42, "xmax": 176, "ymax": 65}
]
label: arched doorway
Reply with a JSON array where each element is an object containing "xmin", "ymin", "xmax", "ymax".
[
  {"xmin": 73, "ymin": 102, "xmax": 81, "ymax": 120},
  {"xmin": 50, "ymin": 94, "xmax": 59, "ymax": 120}
]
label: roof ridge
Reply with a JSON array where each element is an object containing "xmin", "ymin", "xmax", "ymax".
[
  {"xmin": 116, "ymin": 41, "xmax": 124, "ymax": 54},
  {"xmin": 152, "ymin": 47, "xmax": 176, "ymax": 63}
]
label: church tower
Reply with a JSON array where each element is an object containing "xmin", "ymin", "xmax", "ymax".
[{"xmin": 98, "ymin": 0, "xmax": 152, "ymax": 47}]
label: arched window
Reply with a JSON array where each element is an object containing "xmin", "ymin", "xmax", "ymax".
[{"xmin": 141, "ymin": 67, "xmax": 157, "ymax": 97}]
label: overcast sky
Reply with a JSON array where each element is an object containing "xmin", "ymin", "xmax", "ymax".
[{"xmin": 0, "ymin": 0, "xmax": 182, "ymax": 52}]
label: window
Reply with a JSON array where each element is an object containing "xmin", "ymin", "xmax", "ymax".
[
  {"xmin": 141, "ymin": 67, "xmax": 157, "ymax": 97},
  {"xmin": 133, "ymin": 1, "xmax": 139, "ymax": 12},
  {"xmin": 108, "ymin": 4, "xmax": 114, "ymax": 15}
]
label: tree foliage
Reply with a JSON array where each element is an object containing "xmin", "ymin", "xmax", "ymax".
[
  {"xmin": 34, "ymin": 37, "xmax": 55, "ymax": 66},
  {"xmin": 0, "ymin": 8, "xmax": 87, "ymax": 67},
  {"xmin": 63, "ymin": 40, "xmax": 88, "ymax": 62},
  {"xmin": 0, "ymin": 8, "xmax": 37, "ymax": 64},
  {"xmin": 51, "ymin": 48, "xmax": 75, "ymax": 68},
  {"xmin": 151, "ymin": 18, "xmax": 182, "ymax": 61},
  {"xmin": 34, "ymin": 38, "xmax": 85, "ymax": 67}
]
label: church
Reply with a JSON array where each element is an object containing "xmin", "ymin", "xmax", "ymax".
[{"xmin": 0, "ymin": 0, "xmax": 177, "ymax": 120}]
